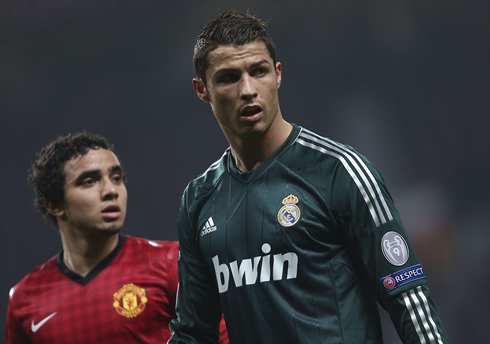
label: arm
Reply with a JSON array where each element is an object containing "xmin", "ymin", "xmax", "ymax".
[
  {"xmin": 332, "ymin": 151, "xmax": 449, "ymax": 343},
  {"xmin": 382, "ymin": 284, "xmax": 446, "ymax": 343},
  {"xmin": 218, "ymin": 315, "xmax": 230, "ymax": 344},
  {"xmin": 6, "ymin": 287, "xmax": 32, "ymax": 344},
  {"xmin": 166, "ymin": 240, "xmax": 229, "ymax": 344},
  {"xmin": 168, "ymin": 192, "xmax": 222, "ymax": 343},
  {"xmin": 163, "ymin": 240, "xmax": 180, "ymax": 316}
]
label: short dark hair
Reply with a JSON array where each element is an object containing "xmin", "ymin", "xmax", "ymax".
[
  {"xmin": 28, "ymin": 132, "xmax": 114, "ymax": 227},
  {"xmin": 193, "ymin": 10, "xmax": 277, "ymax": 85}
]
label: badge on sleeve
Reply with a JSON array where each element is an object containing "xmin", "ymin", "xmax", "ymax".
[
  {"xmin": 381, "ymin": 231, "xmax": 409, "ymax": 266},
  {"xmin": 381, "ymin": 264, "xmax": 426, "ymax": 291}
]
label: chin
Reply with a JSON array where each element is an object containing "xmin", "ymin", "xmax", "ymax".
[
  {"xmin": 236, "ymin": 124, "xmax": 268, "ymax": 139},
  {"xmin": 95, "ymin": 224, "xmax": 123, "ymax": 235}
]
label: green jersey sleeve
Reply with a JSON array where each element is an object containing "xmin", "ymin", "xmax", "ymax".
[
  {"xmin": 331, "ymin": 149, "xmax": 448, "ymax": 343},
  {"xmin": 168, "ymin": 189, "xmax": 222, "ymax": 343}
]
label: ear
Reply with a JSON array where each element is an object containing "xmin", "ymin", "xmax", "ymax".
[
  {"xmin": 275, "ymin": 62, "xmax": 282, "ymax": 89},
  {"xmin": 45, "ymin": 201, "xmax": 65, "ymax": 218},
  {"xmin": 192, "ymin": 78, "xmax": 211, "ymax": 103}
]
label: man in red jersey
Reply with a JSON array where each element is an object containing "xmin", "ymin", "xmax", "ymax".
[{"xmin": 5, "ymin": 132, "xmax": 228, "ymax": 344}]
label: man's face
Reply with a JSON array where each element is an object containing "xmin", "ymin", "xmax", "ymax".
[
  {"xmin": 194, "ymin": 41, "xmax": 282, "ymax": 141},
  {"xmin": 59, "ymin": 148, "xmax": 127, "ymax": 235}
]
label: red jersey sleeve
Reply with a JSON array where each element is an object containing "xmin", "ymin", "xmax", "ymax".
[
  {"xmin": 6, "ymin": 286, "xmax": 32, "ymax": 344},
  {"xmin": 161, "ymin": 241, "xmax": 179, "ymax": 313},
  {"xmin": 219, "ymin": 314, "xmax": 229, "ymax": 344}
]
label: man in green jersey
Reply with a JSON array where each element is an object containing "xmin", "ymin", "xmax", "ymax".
[{"xmin": 169, "ymin": 10, "xmax": 449, "ymax": 344}]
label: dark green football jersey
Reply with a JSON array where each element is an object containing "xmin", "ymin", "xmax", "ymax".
[{"xmin": 169, "ymin": 124, "xmax": 448, "ymax": 344}]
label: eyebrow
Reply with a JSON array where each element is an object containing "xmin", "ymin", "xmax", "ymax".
[
  {"xmin": 109, "ymin": 165, "xmax": 124, "ymax": 174},
  {"xmin": 214, "ymin": 59, "xmax": 271, "ymax": 77},
  {"xmin": 75, "ymin": 165, "xmax": 124, "ymax": 184},
  {"xmin": 249, "ymin": 59, "xmax": 271, "ymax": 69}
]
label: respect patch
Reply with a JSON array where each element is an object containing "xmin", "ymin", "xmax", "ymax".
[{"xmin": 381, "ymin": 264, "xmax": 425, "ymax": 291}]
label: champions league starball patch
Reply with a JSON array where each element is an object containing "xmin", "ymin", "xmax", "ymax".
[
  {"xmin": 381, "ymin": 264, "xmax": 426, "ymax": 291},
  {"xmin": 277, "ymin": 194, "xmax": 301, "ymax": 227},
  {"xmin": 381, "ymin": 231, "xmax": 409, "ymax": 266}
]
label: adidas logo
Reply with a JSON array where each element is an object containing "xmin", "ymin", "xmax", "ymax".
[{"xmin": 201, "ymin": 217, "xmax": 217, "ymax": 236}]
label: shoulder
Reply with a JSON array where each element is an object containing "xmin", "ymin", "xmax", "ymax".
[
  {"xmin": 9, "ymin": 256, "xmax": 58, "ymax": 303},
  {"xmin": 292, "ymin": 126, "xmax": 364, "ymax": 165},
  {"xmin": 182, "ymin": 149, "xmax": 229, "ymax": 204},
  {"xmin": 125, "ymin": 237, "xmax": 180, "ymax": 290},
  {"xmin": 124, "ymin": 235, "xmax": 178, "ymax": 257},
  {"xmin": 285, "ymin": 126, "xmax": 387, "ymax": 199},
  {"xmin": 284, "ymin": 126, "xmax": 374, "ymax": 180}
]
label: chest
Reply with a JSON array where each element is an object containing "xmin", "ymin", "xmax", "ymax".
[
  {"xmin": 197, "ymin": 168, "xmax": 343, "ymax": 268},
  {"xmin": 15, "ymin": 267, "xmax": 172, "ymax": 343}
]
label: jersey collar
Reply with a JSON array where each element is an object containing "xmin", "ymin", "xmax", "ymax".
[
  {"xmin": 56, "ymin": 233, "xmax": 127, "ymax": 286},
  {"xmin": 227, "ymin": 123, "xmax": 302, "ymax": 184}
]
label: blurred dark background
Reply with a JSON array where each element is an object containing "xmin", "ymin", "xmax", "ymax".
[{"xmin": 1, "ymin": 1, "xmax": 489, "ymax": 342}]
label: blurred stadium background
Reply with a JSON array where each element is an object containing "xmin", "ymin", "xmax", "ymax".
[{"xmin": 1, "ymin": 1, "xmax": 488, "ymax": 342}]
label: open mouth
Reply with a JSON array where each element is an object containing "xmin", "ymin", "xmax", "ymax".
[
  {"xmin": 102, "ymin": 204, "xmax": 120, "ymax": 213},
  {"xmin": 240, "ymin": 106, "xmax": 263, "ymax": 117},
  {"xmin": 102, "ymin": 204, "xmax": 121, "ymax": 219}
]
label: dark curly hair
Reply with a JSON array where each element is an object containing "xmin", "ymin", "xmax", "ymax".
[
  {"xmin": 193, "ymin": 10, "xmax": 277, "ymax": 85},
  {"xmin": 28, "ymin": 132, "xmax": 114, "ymax": 227}
]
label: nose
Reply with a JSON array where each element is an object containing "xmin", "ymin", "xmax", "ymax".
[
  {"xmin": 101, "ymin": 179, "xmax": 118, "ymax": 200},
  {"xmin": 240, "ymin": 75, "xmax": 257, "ymax": 100}
]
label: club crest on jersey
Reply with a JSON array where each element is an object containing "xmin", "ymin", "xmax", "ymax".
[
  {"xmin": 381, "ymin": 231, "xmax": 409, "ymax": 266},
  {"xmin": 113, "ymin": 283, "xmax": 147, "ymax": 318},
  {"xmin": 277, "ymin": 194, "xmax": 301, "ymax": 227}
]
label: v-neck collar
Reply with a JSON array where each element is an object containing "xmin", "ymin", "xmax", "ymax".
[
  {"xmin": 56, "ymin": 233, "xmax": 127, "ymax": 286},
  {"xmin": 227, "ymin": 124, "xmax": 302, "ymax": 184}
]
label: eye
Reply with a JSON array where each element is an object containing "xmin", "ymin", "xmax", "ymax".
[
  {"xmin": 217, "ymin": 72, "xmax": 239, "ymax": 83},
  {"xmin": 252, "ymin": 67, "xmax": 268, "ymax": 77},
  {"xmin": 82, "ymin": 178, "xmax": 95, "ymax": 186},
  {"xmin": 112, "ymin": 174, "xmax": 124, "ymax": 183}
]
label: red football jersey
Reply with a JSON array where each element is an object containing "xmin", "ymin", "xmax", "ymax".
[{"xmin": 6, "ymin": 234, "xmax": 229, "ymax": 344}]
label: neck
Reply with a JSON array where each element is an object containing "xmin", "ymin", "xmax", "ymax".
[
  {"xmin": 229, "ymin": 119, "xmax": 292, "ymax": 172},
  {"xmin": 59, "ymin": 228, "xmax": 119, "ymax": 277}
]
